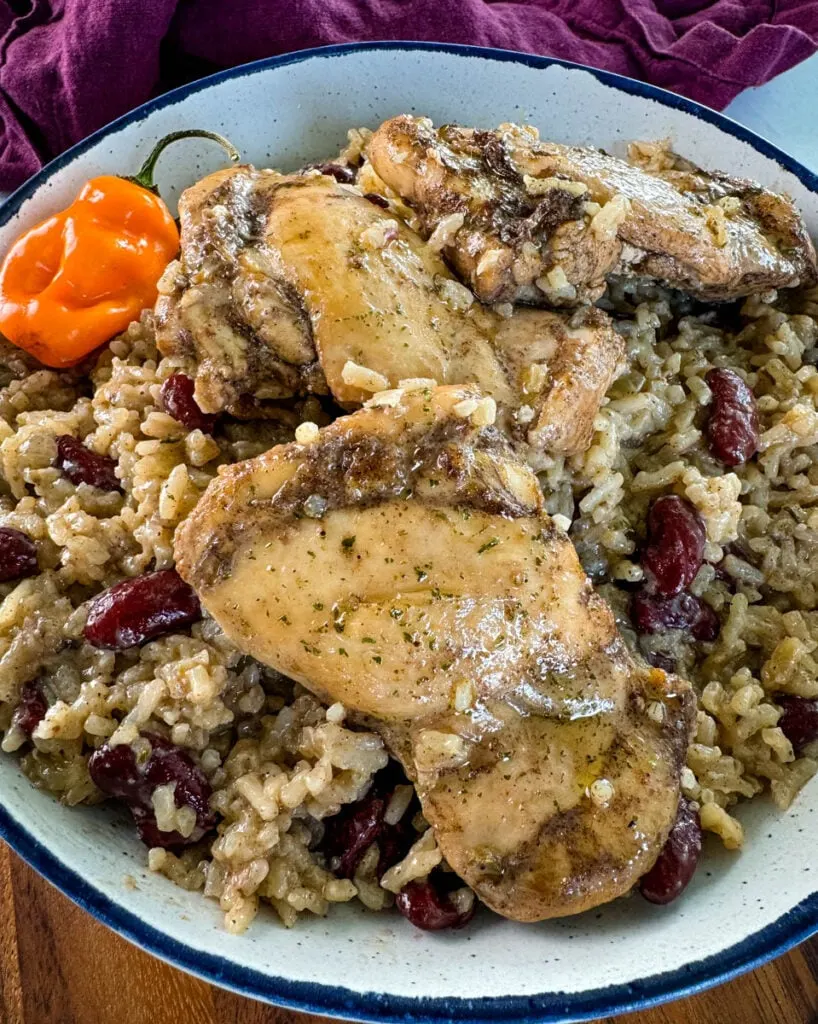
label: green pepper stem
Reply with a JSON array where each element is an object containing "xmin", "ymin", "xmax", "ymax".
[{"xmin": 129, "ymin": 130, "xmax": 241, "ymax": 193}]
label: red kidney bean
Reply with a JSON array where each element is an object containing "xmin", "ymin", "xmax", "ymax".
[
  {"xmin": 87, "ymin": 741, "xmax": 143, "ymax": 800},
  {"xmin": 84, "ymin": 568, "xmax": 201, "ymax": 649},
  {"xmin": 11, "ymin": 679, "xmax": 47, "ymax": 736},
  {"xmin": 323, "ymin": 765, "xmax": 416, "ymax": 879},
  {"xmin": 160, "ymin": 373, "xmax": 218, "ymax": 434},
  {"xmin": 54, "ymin": 434, "xmax": 120, "ymax": 491},
  {"xmin": 632, "ymin": 590, "xmax": 719, "ymax": 642},
  {"xmin": 312, "ymin": 162, "xmax": 356, "ymax": 184},
  {"xmin": 376, "ymin": 817, "xmax": 415, "ymax": 878},
  {"xmin": 396, "ymin": 878, "xmax": 475, "ymax": 931},
  {"xmin": 129, "ymin": 806, "xmax": 187, "ymax": 849},
  {"xmin": 0, "ymin": 526, "xmax": 39, "ymax": 583},
  {"xmin": 363, "ymin": 192, "xmax": 389, "ymax": 208},
  {"xmin": 689, "ymin": 601, "xmax": 720, "ymax": 642},
  {"xmin": 705, "ymin": 367, "xmax": 759, "ymax": 466},
  {"xmin": 775, "ymin": 695, "xmax": 818, "ymax": 751},
  {"xmin": 141, "ymin": 732, "xmax": 215, "ymax": 838},
  {"xmin": 323, "ymin": 791, "xmax": 388, "ymax": 878},
  {"xmin": 88, "ymin": 732, "xmax": 215, "ymax": 850},
  {"xmin": 642, "ymin": 496, "xmax": 706, "ymax": 597},
  {"xmin": 640, "ymin": 797, "xmax": 702, "ymax": 905}
]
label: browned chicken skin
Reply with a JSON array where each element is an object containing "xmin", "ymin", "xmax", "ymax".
[
  {"xmin": 368, "ymin": 115, "xmax": 817, "ymax": 305},
  {"xmin": 155, "ymin": 168, "xmax": 327, "ymax": 417},
  {"xmin": 156, "ymin": 167, "xmax": 622, "ymax": 457},
  {"xmin": 175, "ymin": 384, "xmax": 695, "ymax": 921}
]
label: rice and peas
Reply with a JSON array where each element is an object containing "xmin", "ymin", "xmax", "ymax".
[{"xmin": 0, "ymin": 133, "xmax": 817, "ymax": 932}]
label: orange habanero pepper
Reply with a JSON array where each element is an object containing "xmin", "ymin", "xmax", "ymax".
[{"xmin": 0, "ymin": 130, "xmax": 239, "ymax": 368}]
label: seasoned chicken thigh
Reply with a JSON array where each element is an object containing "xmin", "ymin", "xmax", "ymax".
[
  {"xmin": 155, "ymin": 168, "xmax": 326, "ymax": 417},
  {"xmin": 263, "ymin": 172, "xmax": 510, "ymax": 409},
  {"xmin": 368, "ymin": 115, "xmax": 816, "ymax": 305},
  {"xmin": 158, "ymin": 167, "xmax": 622, "ymax": 456},
  {"xmin": 175, "ymin": 384, "xmax": 695, "ymax": 921}
]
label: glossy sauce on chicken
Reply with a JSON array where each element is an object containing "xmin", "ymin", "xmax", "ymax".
[
  {"xmin": 175, "ymin": 384, "xmax": 696, "ymax": 921},
  {"xmin": 157, "ymin": 167, "xmax": 623, "ymax": 457}
]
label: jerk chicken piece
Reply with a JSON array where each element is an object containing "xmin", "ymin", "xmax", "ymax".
[
  {"xmin": 155, "ymin": 168, "xmax": 327, "ymax": 417},
  {"xmin": 157, "ymin": 167, "xmax": 622, "ymax": 456},
  {"xmin": 368, "ymin": 115, "xmax": 817, "ymax": 305},
  {"xmin": 175, "ymin": 384, "xmax": 695, "ymax": 921}
]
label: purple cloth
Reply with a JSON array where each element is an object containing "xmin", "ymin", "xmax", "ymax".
[{"xmin": 1, "ymin": 0, "xmax": 817, "ymax": 191}]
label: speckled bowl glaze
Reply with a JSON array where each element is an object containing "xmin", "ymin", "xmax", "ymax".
[{"xmin": 0, "ymin": 42, "xmax": 816, "ymax": 1024}]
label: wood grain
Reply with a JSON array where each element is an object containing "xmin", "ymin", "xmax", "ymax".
[{"xmin": 0, "ymin": 842, "xmax": 814, "ymax": 1024}]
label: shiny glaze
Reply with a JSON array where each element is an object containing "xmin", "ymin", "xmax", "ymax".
[
  {"xmin": 175, "ymin": 384, "xmax": 695, "ymax": 921},
  {"xmin": 267, "ymin": 174, "xmax": 511, "ymax": 408},
  {"xmin": 158, "ymin": 166, "xmax": 621, "ymax": 456}
]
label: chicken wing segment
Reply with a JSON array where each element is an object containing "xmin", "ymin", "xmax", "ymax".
[
  {"xmin": 368, "ymin": 115, "xmax": 817, "ymax": 305},
  {"xmin": 175, "ymin": 384, "xmax": 695, "ymax": 921},
  {"xmin": 157, "ymin": 167, "xmax": 623, "ymax": 457}
]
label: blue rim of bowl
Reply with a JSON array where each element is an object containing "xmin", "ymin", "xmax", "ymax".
[{"xmin": 0, "ymin": 39, "xmax": 816, "ymax": 1024}]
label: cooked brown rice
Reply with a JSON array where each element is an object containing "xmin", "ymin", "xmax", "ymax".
[{"xmin": 1, "ymin": 138, "xmax": 817, "ymax": 933}]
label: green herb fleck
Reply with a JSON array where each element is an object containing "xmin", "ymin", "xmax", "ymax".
[
  {"xmin": 478, "ymin": 537, "xmax": 500, "ymax": 554},
  {"xmin": 341, "ymin": 536, "xmax": 356, "ymax": 551}
]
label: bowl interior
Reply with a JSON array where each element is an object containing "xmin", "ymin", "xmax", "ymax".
[{"xmin": 1, "ymin": 44, "xmax": 816, "ymax": 1022}]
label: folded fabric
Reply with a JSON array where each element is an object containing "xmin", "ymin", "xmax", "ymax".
[{"xmin": 1, "ymin": 0, "xmax": 817, "ymax": 191}]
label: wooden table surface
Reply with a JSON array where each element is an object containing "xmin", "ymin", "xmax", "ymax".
[{"xmin": 0, "ymin": 843, "xmax": 814, "ymax": 1024}]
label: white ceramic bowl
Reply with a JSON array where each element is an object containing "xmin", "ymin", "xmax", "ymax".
[{"xmin": 1, "ymin": 42, "xmax": 816, "ymax": 1023}]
